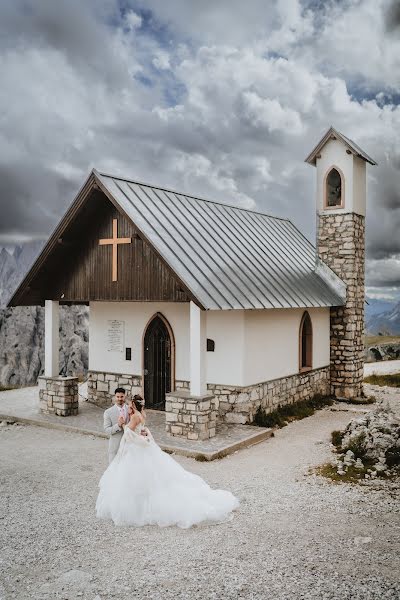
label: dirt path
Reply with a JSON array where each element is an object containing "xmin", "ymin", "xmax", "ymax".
[{"xmin": 0, "ymin": 405, "xmax": 399, "ymax": 600}]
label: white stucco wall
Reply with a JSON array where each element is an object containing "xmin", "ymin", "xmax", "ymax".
[
  {"xmin": 243, "ymin": 307, "xmax": 330, "ymax": 386},
  {"xmin": 89, "ymin": 302, "xmax": 330, "ymax": 388},
  {"xmin": 89, "ymin": 302, "xmax": 190, "ymax": 380},
  {"xmin": 316, "ymin": 138, "xmax": 366, "ymax": 216},
  {"xmin": 206, "ymin": 310, "xmax": 245, "ymax": 386}
]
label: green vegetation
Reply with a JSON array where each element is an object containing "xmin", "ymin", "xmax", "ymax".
[
  {"xmin": 331, "ymin": 430, "xmax": 344, "ymax": 448},
  {"xmin": 365, "ymin": 335, "xmax": 400, "ymax": 346},
  {"xmin": 0, "ymin": 385, "xmax": 17, "ymax": 391},
  {"xmin": 342, "ymin": 432, "xmax": 368, "ymax": 460},
  {"xmin": 315, "ymin": 462, "xmax": 397, "ymax": 484},
  {"xmin": 253, "ymin": 394, "xmax": 333, "ymax": 429},
  {"xmin": 363, "ymin": 374, "xmax": 400, "ymax": 387}
]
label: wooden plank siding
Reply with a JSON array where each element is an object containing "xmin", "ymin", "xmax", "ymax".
[{"xmin": 13, "ymin": 189, "xmax": 191, "ymax": 305}]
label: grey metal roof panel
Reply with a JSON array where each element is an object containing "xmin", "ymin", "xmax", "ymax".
[{"xmin": 95, "ymin": 171, "xmax": 346, "ymax": 310}]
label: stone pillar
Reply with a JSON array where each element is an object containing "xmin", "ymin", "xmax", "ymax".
[
  {"xmin": 38, "ymin": 376, "xmax": 79, "ymax": 416},
  {"xmin": 190, "ymin": 301, "xmax": 207, "ymax": 397},
  {"xmin": 317, "ymin": 213, "xmax": 365, "ymax": 399},
  {"xmin": 45, "ymin": 300, "xmax": 59, "ymax": 377},
  {"xmin": 165, "ymin": 391, "xmax": 216, "ymax": 440}
]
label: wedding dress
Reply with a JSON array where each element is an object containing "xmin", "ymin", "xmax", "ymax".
[{"xmin": 95, "ymin": 423, "xmax": 239, "ymax": 528}]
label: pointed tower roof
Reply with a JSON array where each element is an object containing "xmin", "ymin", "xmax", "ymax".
[{"xmin": 305, "ymin": 126, "xmax": 377, "ymax": 166}]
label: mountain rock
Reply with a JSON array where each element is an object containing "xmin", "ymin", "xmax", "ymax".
[
  {"xmin": 367, "ymin": 300, "xmax": 400, "ymax": 335},
  {"xmin": 0, "ymin": 305, "xmax": 89, "ymax": 387},
  {"xmin": 365, "ymin": 297, "xmax": 396, "ymax": 321},
  {"xmin": 0, "ymin": 242, "xmax": 89, "ymax": 388}
]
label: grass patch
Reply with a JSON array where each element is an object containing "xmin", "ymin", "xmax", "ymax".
[
  {"xmin": 253, "ymin": 394, "xmax": 333, "ymax": 429},
  {"xmin": 0, "ymin": 384, "xmax": 22, "ymax": 391},
  {"xmin": 365, "ymin": 335, "xmax": 400, "ymax": 346},
  {"xmin": 363, "ymin": 374, "xmax": 400, "ymax": 388},
  {"xmin": 315, "ymin": 462, "xmax": 390, "ymax": 484}
]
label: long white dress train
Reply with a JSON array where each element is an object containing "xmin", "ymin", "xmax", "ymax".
[{"xmin": 96, "ymin": 424, "xmax": 239, "ymax": 528}]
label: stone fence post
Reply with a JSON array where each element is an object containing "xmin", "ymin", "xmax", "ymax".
[
  {"xmin": 165, "ymin": 391, "xmax": 216, "ymax": 440},
  {"xmin": 38, "ymin": 376, "xmax": 79, "ymax": 416}
]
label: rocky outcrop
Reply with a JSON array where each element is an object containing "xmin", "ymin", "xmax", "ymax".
[
  {"xmin": 365, "ymin": 342, "xmax": 400, "ymax": 362},
  {"xmin": 0, "ymin": 305, "xmax": 89, "ymax": 387},
  {"xmin": 0, "ymin": 242, "xmax": 89, "ymax": 387},
  {"xmin": 331, "ymin": 403, "xmax": 400, "ymax": 479}
]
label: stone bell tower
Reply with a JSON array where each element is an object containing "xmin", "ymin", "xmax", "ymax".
[{"xmin": 306, "ymin": 127, "xmax": 377, "ymax": 399}]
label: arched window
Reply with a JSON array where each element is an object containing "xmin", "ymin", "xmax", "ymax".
[
  {"xmin": 299, "ymin": 312, "xmax": 312, "ymax": 371},
  {"xmin": 325, "ymin": 167, "xmax": 343, "ymax": 208}
]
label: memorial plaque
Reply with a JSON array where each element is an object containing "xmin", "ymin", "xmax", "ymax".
[{"xmin": 107, "ymin": 319, "xmax": 124, "ymax": 352}]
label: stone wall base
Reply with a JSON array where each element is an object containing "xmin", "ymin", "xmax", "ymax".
[
  {"xmin": 87, "ymin": 368, "xmax": 329, "ymax": 428},
  {"xmin": 87, "ymin": 371, "xmax": 142, "ymax": 407},
  {"xmin": 212, "ymin": 367, "xmax": 330, "ymax": 424},
  {"xmin": 38, "ymin": 376, "xmax": 79, "ymax": 416},
  {"xmin": 176, "ymin": 368, "xmax": 330, "ymax": 425},
  {"xmin": 165, "ymin": 391, "xmax": 216, "ymax": 440}
]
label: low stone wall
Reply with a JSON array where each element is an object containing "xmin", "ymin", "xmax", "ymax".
[
  {"xmin": 165, "ymin": 391, "xmax": 216, "ymax": 440},
  {"xmin": 87, "ymin": 368, "xmax": 329, "ymax": 425},
  {"xmin": 38, "ymin": 376, "xmax": 79, "ymax": 416},
  {"xmin": 87, "ymin": 371, "xmax": 142, "ymax": 407},
  {"xmin": 207, "ymin": 366, "xmax": 330, "ymax": 424}
]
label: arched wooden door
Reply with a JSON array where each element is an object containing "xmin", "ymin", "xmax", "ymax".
[{"xmin": 143, "ymin": 315, "xmax": 173, "ymax": 410}]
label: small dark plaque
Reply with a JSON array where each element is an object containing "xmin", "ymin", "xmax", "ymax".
[
  {"xmin": 206, "ymin": 339, "xmax": 215, "ymax": 352},
  {"xmin": 125, "ymin": 347, "xmax": 132, "ymax": 361}
]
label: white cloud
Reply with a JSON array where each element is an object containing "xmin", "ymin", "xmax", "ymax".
[
  {"xmin": 152, "ymin": 50, "xmax": 170, "ymax": 70},
  {"xmin": 125, "ymin": 10, "xmax": 142, "ymax": 30}
]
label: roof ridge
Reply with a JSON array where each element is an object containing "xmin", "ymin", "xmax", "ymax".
[{"xmin": 95, "ymin": 170, "xmax": 290, "ymax": 222}]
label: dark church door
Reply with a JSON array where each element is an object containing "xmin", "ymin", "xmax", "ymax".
[{"xmin": 143, "ymin": 315, "xmax": 172, "ymax": 410}]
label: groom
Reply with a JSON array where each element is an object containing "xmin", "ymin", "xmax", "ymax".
[{"xmin": 103, "ymin": 387, "xmax": 130, "ymax": 463}]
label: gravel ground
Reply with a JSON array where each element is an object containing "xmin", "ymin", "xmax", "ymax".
[
  {"xmin": 1, "ymin": 402, "xmax": 399, "ymax": 600},
  {"xmin": 364, "ymin": 360, "xmax": 400, "ymax": 377}
]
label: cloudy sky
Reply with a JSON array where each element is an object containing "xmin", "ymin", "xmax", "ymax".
[{"xmin": 1, "ymin": 0, "xmax": 399, "ymax": 299}]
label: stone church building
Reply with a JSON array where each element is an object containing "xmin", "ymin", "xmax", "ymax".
[{"xmin": 8, "ymin": 127, "xmax": 376, "ymax": 441}]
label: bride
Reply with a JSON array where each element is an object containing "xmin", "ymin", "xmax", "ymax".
[{"xmin": 95, "ymin": 395, "xmax": 239, "ymax": 528}]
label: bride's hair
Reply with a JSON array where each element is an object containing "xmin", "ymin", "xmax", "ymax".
[{"xmin": 131, "ymin": 395, "xmax": 144, "ymax": 412}]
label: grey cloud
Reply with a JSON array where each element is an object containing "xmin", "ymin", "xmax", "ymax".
[
  {"xmin": 0, "ymin": 0, "xmax": 131, "ymax": 87},
  {"xmin": 0, "ymin": 0, "xmax": 398, "ymax": 297},
  {"xmin": 385, "ymin": 0, "xmax": 400, "ymax": 31},
  {"xmin": 0, "ymin": 163, "xmax": 78, "ymax": 242}
]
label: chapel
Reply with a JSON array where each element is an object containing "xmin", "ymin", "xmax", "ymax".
[{"xmin": 8, "ymin": 127, "xmax": 376, "ymax": 441}]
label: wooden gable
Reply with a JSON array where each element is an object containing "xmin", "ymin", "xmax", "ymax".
[{"xmin": 9, "ymin": 176, "xmax": 193, "ymax": 306}]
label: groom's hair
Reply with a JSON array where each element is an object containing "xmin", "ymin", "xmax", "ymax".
[{"xmin": 114, "ymin": 387, "xmax": 126, "ymax": 395}]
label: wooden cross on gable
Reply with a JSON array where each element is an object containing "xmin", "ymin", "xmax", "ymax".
[{"xmin": 99, "ymin": 219, "xmax": 131, "ymax": 281}]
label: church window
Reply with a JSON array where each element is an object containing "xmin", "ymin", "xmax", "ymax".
[
  {"xmin": 325, "ymin": 167, "xmax": 343, "ymax": 208},
  {"xmin": 299, "ymin": 312, "xmax": 312, "ymax": 371}
]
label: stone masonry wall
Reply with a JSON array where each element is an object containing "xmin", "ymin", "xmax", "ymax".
[
  {"xmin": 317, "ymin": 213, "xmax": 365, "ymax": 399},
  {"xmin": 165, "ymin": 392, "xmax": 216, "ymax": 440},
  {"xmin": 175, "ymin": 367, "xmax": 330, "ymax": 425},
  {"xmin": 87, "ymin": 371, "xmax": 142, "ymax": 407},
  {"xmin": 38, "ymin": 376, "xmax": 79, "ymax": 416}
]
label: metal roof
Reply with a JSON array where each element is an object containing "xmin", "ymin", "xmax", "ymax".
[
  {"xmin": 305, "ymin": 126, "xmax": 377, "ymax": 166},
  {"xmin": 95, "ymin": 170, "xmax": 346, "ymax": 311}
]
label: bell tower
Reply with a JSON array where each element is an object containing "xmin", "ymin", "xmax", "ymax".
[{"xmin": 306, "ymin": 127, "xmax": 377, "ymax": 399}]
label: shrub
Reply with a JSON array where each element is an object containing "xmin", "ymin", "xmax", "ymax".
[
  {"xmin": 331, "ymin": 430, "xmax": 344, "ymax": 448},
  {"xmin": 252, "ymin": 395, "xmax": 333, "ymax": 429},
  {"xmin": 342, "ymin": 432, "xmax": 367, "ymax": 460}
]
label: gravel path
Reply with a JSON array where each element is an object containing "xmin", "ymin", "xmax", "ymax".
[
  {"xmin": 1, "ymin": 404, "xmax": 399, "ymax": 600},
  {"xmin": 364, "ymin": 360, "xmax": 400, "ymax": 377}
]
